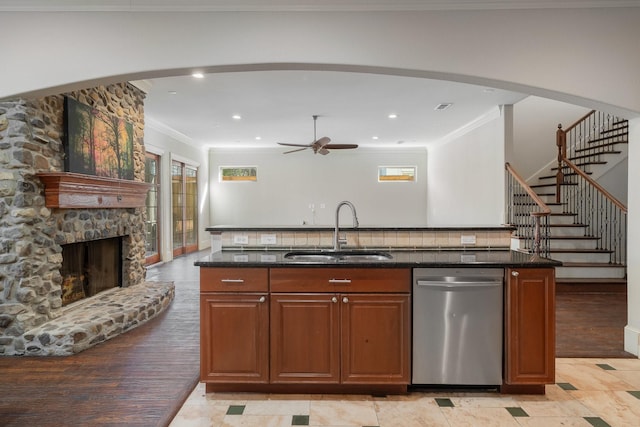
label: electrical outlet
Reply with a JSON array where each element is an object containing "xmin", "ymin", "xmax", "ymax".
[
  {"xmin": 260, "ymin": 234, "xmax": 277, "ymax": 245},
  {"xmin": 233, "ymin": 234, "xmax": 249, "ymax": 245},
  {"xmin": 461, "ymin": 235, "xmax": 476, "ymax": 245}
]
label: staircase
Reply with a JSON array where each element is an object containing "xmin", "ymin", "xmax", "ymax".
[{"xmin": 507, "ymin": 111, "xmax": 628, "ymax": 292}]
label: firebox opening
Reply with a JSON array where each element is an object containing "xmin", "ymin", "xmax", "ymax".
[{"xmin": 60, "ymin": 237, "xmax": 123, "ymax": 306}]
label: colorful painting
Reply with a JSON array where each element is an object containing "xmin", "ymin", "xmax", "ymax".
[{"xmin": 64, "ymin": 96, "xmax": 134, "ymax": 180}]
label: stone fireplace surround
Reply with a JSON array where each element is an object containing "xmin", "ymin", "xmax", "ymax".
[{"xmin": 0, "ymin": 83, "xmax": 174, "ymax": 356}]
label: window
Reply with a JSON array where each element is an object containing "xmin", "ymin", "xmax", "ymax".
[
  {"xmin": 378, "ymin": 166, "xmax": 416, "ymax": 182},
  {"xmin": 144, "ymin": 152, "xmax": 161, "ymax": 265},
  {"xmin": 219, "ymin": 166, "xmax": 257, "ymax": 182},
  {"xmin": 172, "ymin": 160, "xmax": 199, "ymax": 256}
]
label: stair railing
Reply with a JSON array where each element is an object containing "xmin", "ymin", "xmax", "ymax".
[
  {"xmin": 556, "ymin": 113, "xmax": 628, "ymax": 265},
  {"xmin": 505, "ymin": 162, "xmax": 551, "ymax": 257},
  {"xmin": 555, "ymin": 111, "xmax": 628, "ymax": 195}
]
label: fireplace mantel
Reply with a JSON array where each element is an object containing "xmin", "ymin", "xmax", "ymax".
[{"xmin": 37, "ymin": 172, "xmax": 151, "ymax": 209}]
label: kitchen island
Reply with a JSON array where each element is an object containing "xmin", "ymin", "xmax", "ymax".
[{"xmin": 195, "ymin": 246, "xmax": 560, "ymax": 395}]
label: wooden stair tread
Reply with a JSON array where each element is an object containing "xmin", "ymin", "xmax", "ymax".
[
  {"xmin": 558, "ymin": 262, "xmax": 624, "ymax": 267},
  {"xmin": 575, "ymin": 141, "xmax": 627, "ymax": 153},
  {"xmin": 551, "ymin": 161, "xmax": 607, "ymax": 170},
  {"xmin": 570, "ymin": 151, "xmax": 622, "ymax": 161},
  {"xmin": 530, "ymin": 182, "xmax": 577, "ymax": 188},
  {"xmin": 549, "ymin": 248, "xmax": 613, "ymax": 253},
  {"xmin": 547, "ymin": 236, "xmax": 599, "ymax": 240}
]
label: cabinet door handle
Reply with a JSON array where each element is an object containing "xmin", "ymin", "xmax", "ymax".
[
  {"xmin": 258, "ymin": 296, "xmax": 266, "ymax": 303},
  {"xmin": 220, "ymin": 279, "xmax": 244, "ymax": 284},
  {"xmin": 342, "ymin": 297, "xmax": 349, "ymax": 304},
  {"xmin": 511, "ymin": 271, "xmax": 519, "ymax": 277},
  {"xmin": 328, "ymin": 279, "xmax": 351, "ymax": 284},
  {"xmin": 331, "ymin": 297, "xmax": 338, "ymax": 303}
]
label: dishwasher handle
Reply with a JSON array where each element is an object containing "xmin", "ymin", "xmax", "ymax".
[{"xmin": 416, "ymin": 279, "xmax": 502, "ymax": 289}]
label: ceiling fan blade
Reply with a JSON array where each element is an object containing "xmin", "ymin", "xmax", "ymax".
[
  {"xmin": 283, "ymin": 147, "xmax": 309, "ymax": 154},
  {"xmin": 325, "ymin": 144, "xmax": 359, "ymax": 149},
  {"xmin": 278, "ymin": 142, "xmax": 312, "ymax": 148},
  {"xmin": 315, "ymin": 136, "xmax": 331, "ymax": 147},
  {"xmin": 318, "ymin": 148, "xmax": 330, "ymax": 155}
]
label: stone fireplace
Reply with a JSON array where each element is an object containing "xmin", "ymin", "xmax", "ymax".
[{"xmin": 0, "ymin": 83, "xmax": 164, "ymax": 356}]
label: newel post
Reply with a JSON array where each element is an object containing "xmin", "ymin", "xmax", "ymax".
[{"xmin": 555, "ymin": 124, "xmax": 566, "ymax": 204}]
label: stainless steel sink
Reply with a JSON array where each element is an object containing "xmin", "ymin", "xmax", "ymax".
[
  {"xmin": 284, "ymin": 250, "xmax": 393, "ymax": 262},
  {"xmin": 284, "ymin": 252, "xmax": 338, "ymax": 262},
  {"xmin": 337, "ymin": 252, "xmax": 393, "ymax": 261}
]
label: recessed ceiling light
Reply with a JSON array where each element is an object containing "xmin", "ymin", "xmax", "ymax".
[
  {"xmin": 483, "ymin": 88, "xmax": 495, "ymax": 93},
  {"xmin": 192, "ymin": 72, "xmax": 204, "ymax": 79},
  {"xmin": 232, "ymin": 115, "xmax": 242, "ymax": 120},
  {"xmin": 435, "ymin": 103, "xmax": 452, "ymax": 111},
  {"xmin": 388, "ymin": 114, "xmax": 398, "ymax": 119},
  {"xmin": 255, "ymin": 136, "xmax": 262, "ymax": 140},
  {"xmin": 372, "ymin": 136, "xmax": 379, "ymax": 140},
  {"xmin": 168, "ymin": 90, "xmax": 177, "ymax": 95}
]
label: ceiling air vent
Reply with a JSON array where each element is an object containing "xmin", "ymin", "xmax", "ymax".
[{"xmin": 434, "ymin": 103, "xmax": 452, "ymax": 111}]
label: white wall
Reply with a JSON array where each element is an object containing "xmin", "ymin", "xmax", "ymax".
[
  {"xmin": 209, "ymin": 148, "xmax": 427, "ymax": 226},
  {"xmin": 625, "ymin": 117, "xmax": 640, "ymax": 356},
  {"xmin": 144, "ymin": 126, "xmax": 210, "ymax": 262},
  {"xmin": 513, "ymin": 97, "xmax": 591, "ymax": 180},
  {"xmin": 2, "ymin": 9, "xmax": 640, "ymax": 117},
  {"xmin": 427, "ymin": 108, "xmax": 504, "ymax": 226},
  {"xmin": 597, "ymin": 159, "xmax": 628, "ymax": 205}
]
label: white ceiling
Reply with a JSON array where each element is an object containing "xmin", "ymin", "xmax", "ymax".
[
  {"xmin": 0, "ymin": 0, "xmax": 637, "ymax": 11},
  {"xmin": 141, "ymin": 70, "xmax": 527, "ymax": 149}
]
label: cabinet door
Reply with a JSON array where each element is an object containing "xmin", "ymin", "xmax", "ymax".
[
  {"xmin": 341, "ymin": 293, "xmax": 411, "ymax": 384},
  {"xmin": 270, "ymin": 293, "xmax": 340, "ymax": 384},
  {"xmin": 505, "ymin": 268, "xmax": 556, "ymax": 384},
  {"xmin": 200, "ymin": 293, "xmax": 269, "ymax": 383}
]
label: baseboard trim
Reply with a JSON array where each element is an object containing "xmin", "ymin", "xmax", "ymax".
[{"xmin": 624, "ymin": 325, "xmax": 640, "ymax": 356}]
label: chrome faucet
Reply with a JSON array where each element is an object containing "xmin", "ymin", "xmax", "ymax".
[{"xmin": 333, "ymin": 201, "xmax": 359, "ymax": 251}]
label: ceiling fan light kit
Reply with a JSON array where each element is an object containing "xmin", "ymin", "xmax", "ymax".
[{"xmin": 278, "ymin": 115, "xmax": 358, "ymax": 155}]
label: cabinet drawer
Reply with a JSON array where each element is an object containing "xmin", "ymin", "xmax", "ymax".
[
  {"xmin": 200, "ymin": 268, "xmax": 268, "ymax": 292},
  {"xmin": 270, "ymin": 268, "xmax": 410, "ymax": 293}
]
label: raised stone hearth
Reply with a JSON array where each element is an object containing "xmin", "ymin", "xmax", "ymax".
[{"xmin": 19, "ymin": 281, "xmax": 174, "ymax": 356}]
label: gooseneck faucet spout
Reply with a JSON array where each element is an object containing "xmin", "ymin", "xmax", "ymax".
[{"xmin": 334, "ymin": 201, "xmax": 359, "ymax": 251}]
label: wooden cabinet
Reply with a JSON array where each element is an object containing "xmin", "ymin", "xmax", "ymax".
[
  {"xmin": 504, "ymin": 268, "xmax": 556, "ymax": 387},
  {"xmin": 200, "ymin": 268, "xmax": 269, "ymax": 383},
  {"xmin": 269, "ymin": 268, "xmax": 411, "ymax": 386},
  {"xmin": 270, "ymin": 293, "xmax": 341, "ymax": 383},
  {"xmin": 341, "ymin": 293, "xmax": 410, "ymax": 384}
]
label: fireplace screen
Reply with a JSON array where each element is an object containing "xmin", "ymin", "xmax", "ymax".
[{"xmin": 61, "ymin": 237, "xmax": 122, "ymax": 306}]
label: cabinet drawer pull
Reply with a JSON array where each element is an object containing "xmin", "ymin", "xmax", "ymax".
[
  {"xmin": 342, "ymin": 297, "xmax": 349, "ymax": 304},
  {"xmin": 258, "ymin": 296, "xmax": 266, "ymax": 303},
  {"xmin": 328, "ymin": 279, "xmax": 351, "ymax": 284},
  {"xmin": 220, "ymin": 279, "xmax": 245, "ymax": 283},
  {"xmin": 511, "ymin": 271, "xmax": 520, "ymax": 277},
  {"xmin": 331, "ymin": 297, "xmax": 338, "ymax": 303}
]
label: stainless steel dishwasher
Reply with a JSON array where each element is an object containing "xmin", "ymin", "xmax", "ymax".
[{"xmin": 412, "ymin": 268, "xmax": 503, "ymax": 386}]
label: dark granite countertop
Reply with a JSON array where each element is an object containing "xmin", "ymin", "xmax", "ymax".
[
  {"xmin": 194, "ymin": 249, "xmax": 560, "ymax": 268},
  {"xmin": 206, "ymin": 225, "xmax": 515, "ymax": 232}
]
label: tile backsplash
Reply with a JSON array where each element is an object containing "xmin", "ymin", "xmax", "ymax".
[{"xmin": 212, "ymin": 228, "xmax": 512, "ymax": 253}]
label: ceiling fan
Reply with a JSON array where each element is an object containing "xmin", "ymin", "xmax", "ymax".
[{"xmin": 278, "ymin": 115, "xmax": 358, "ymax": 155}]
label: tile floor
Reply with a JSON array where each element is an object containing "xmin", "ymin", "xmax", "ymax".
[{"xmin": 169, "ymin": 357, "xmax": 640, "ymax": 427}]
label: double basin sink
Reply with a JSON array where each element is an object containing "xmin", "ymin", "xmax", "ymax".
[{"xmin": 284, "ymin": 250, "xmax": 393, "ymax": 263}]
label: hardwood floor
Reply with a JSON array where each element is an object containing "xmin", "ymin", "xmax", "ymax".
[
  {"xmin": 556, "ymin": 289, "xmax": 631, "ymax": 358},
  {"xmin": 0, "ymin": 252, "xmax": 632, "ymax": 426},
  {"xmin": 0, "ymin": 251, "xmax": 202, "ymax": 427}
]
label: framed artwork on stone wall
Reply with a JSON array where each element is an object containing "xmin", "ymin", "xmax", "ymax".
[{"xmin": 63, "ymin": 96, "xmax": 135, "ymax": 180}]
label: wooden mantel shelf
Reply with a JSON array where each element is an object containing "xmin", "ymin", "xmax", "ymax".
[{"xmin": 37, "ymin": 172, "xmax": 151, "ymax": 209}]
